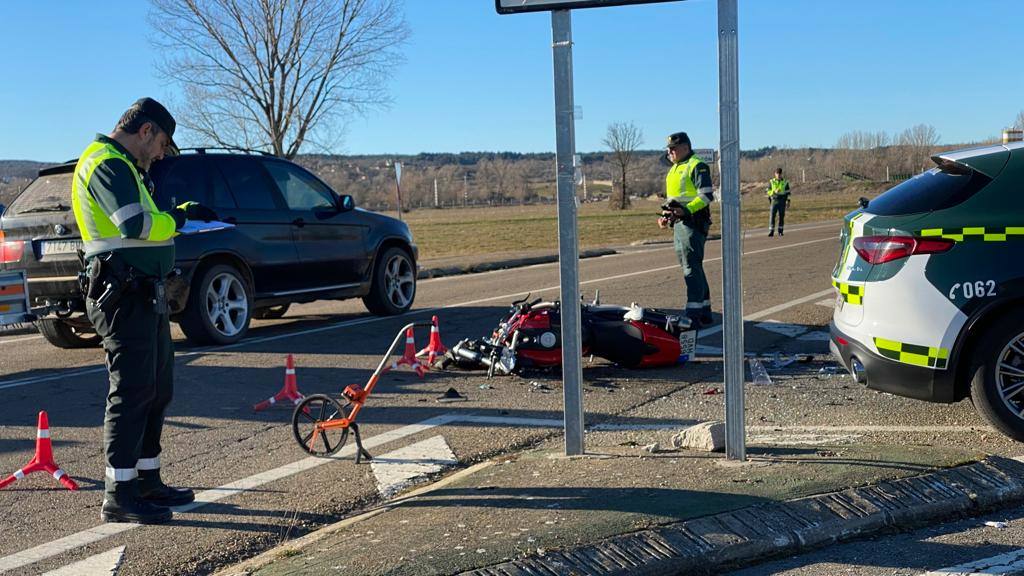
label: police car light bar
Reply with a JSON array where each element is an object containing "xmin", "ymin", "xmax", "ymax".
[{"xmin": 496, "ymin": 0, "xmax": 681, "ymax": 15}]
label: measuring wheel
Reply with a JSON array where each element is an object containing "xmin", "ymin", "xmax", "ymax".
[{"xmin": 292, "ymin": 394, "xmax": 349, "ymax": 456}]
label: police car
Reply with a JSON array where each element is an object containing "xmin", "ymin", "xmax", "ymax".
[{"xmin": 830, "ymin": 142, "xmax": 1024, "ymax": 440}]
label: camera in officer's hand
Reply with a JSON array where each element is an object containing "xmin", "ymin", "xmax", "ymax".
[{"xmin": 659, "ymin": 199, "xmax": 691, "ymax": 227}]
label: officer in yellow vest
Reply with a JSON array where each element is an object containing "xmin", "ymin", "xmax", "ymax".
[
  {"xmin": 766, "ymin": 167, "xmax": 791, "ymax": 237},
  {"xmin": 659, "ymin": 132, "xmax": 714, "ymax": 326},
  {"xmin": 72, "ymin": 98, "xmax": 216, "ymax": 524}
]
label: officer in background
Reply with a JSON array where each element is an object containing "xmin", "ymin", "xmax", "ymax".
[
  {"xmin": 766, "ymin": 167, "xmax": 791, "ymax": 237},
  {"xmin": 658, "ymin": 132, "xmax": 714, "ymax": 327},
  {"xmin": 71, "ymin": 98, "xmax": 217, "ymax": 524}
]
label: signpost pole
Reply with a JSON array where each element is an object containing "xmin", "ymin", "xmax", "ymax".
[
  {"xmin": 717, "ymin": 0, "xmax": 745, "ymax": 461},
  {"xmin": 551, "ymin": 9, "xmax": 585, "ymax": 456}
]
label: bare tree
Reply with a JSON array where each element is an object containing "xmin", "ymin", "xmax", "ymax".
[
  {"xmin": 150, "ymin": 0, "xmax": 409, "ymax": 159},
  {"xmin": 1013, "ymin": 111, "xmax": 1024, "ymax": 130},
  {"xmin": 603, "ymin": 121, "xmax": 643, "ymax": 210},
  {"xmin": 897, "ymin": 124, "xmax": 940, "ymax": 148}
]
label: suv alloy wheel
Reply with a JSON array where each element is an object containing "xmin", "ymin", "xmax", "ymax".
[
  {"xmin": 362, "ymin": 247, "xmax": 416, "ymax": 316},
  {"xmin": 179, "ymin": 263, "xmax": 252, "ymax": 345}
]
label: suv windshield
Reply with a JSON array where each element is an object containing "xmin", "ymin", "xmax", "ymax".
[
  {"xmin": 6, "ymin": 173, "xmax": 73, "ymax": 216},
  {"xmin": 867, "ymin": 166, "xmax": 992, "ymax": 216}
]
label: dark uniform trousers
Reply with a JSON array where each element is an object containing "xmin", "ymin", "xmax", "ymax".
[
  {"xmin": 673, "ymin": 220, "xmax": 711, "ymax": 322},
  {"xmin": 770, "ymin": 197, "xmax": 787, "ymax": 233},
  {"xmin": 86, "ymin": 272, "xmax": 173, "ymax": 492}
]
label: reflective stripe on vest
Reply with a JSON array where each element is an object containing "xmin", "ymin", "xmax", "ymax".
[
  {"xmin": 665, "ymin": 155, "xmax": 704, "ymax": 201},
  {"xmin": 71, "ymin": 140, "xmax": 176, "ymax": 255}
]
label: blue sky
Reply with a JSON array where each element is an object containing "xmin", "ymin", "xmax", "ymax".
[{"xmin": 2, "ymin": 0, "xmax": 1022, "ymax": 162}]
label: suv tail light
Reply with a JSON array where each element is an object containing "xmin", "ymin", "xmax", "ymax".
[
  {"xmin": 0, "ymin": 230, "xmax": 26, "ymax": 264},
  {"xmin": 853, "ymin": 235, "xmax": 954, "ymax": 265}
]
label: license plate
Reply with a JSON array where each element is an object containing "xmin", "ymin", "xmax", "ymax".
[
  {"xmin": 40, "ymin": 240, "xmax": 83, "ymax": 256},
  {"xmin": 678, "ymin": 329, "xmax": 696, "ymax": 357}
]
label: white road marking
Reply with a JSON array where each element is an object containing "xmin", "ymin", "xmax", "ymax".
[
  {"xmin": 921, "ymin": 548, "xmax": 1024, "ymax": 575},
  {"xmin": 41, "ymin": 546, "xmax": 124, "ymax": 576},
  {"xmin": 749, "ymin": 432, "xmax": 863, "ymax": 445},
  {"xmin": 815, "ymin": 298, "xmax": 835, "ymax": 307},
  {"xmin": 755, "ymin": 320, "xmax": 810, "ymax": 338},
  {"xmin": 0, "ymin": 414, "xmax": 459, "ymax": 575},
  {"xmin": 371, "ymin": 435, "xmax": 457, "ymax": 499},
  {"xmin": 0, "ymin": 235, "xmax": 837, "ymax": 392},
  {"xmin": 698, "ymin": 287, "xmax": 836, "ymax": 341}
]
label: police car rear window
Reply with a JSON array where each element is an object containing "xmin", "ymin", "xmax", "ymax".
[
  {"xmin": 866, "ymin": 167, "xmax": 991, "ymax": 216},
  {"xmin": 6, "ymin": 173, "xmax": 73, "ymax": 216}
]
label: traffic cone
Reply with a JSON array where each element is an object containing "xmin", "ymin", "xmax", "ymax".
[
  {"xmin": 417, "ymin": 315, "xmax": 449, "ymax": 366},
  {"xmin": 253, "ymin": 354, "xmax": 306, "ymax": 411},
  {"xmin": 392, "ymin": 327, "xmax": 426, "ymax": 377},
  {"xmin": 0, "ymin": 411, "xmax": 79, "ymax": 491}
]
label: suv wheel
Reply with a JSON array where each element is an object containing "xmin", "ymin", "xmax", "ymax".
[
  {"xmin": 179, "ymin": 264, "xmax": 252, "ymax": 345},
  {"xmin": 36, "ymin": 317, "xmax": 102, "ymax": 349},
  {"xmin": 362, "ymin": 246, "xmax": 416, "ymax": 316},
  {"xmin": 253, "ymin": 304, "xmax": 290, "ymax": 320},
  {"xmin": 970, "ymin": 308, "xmax": 1024, "ymax": 441}
]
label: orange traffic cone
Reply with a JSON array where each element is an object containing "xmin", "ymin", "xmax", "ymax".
[
  {"xmin": 253, "ymin": 354, "xmax": 306, "ymax": 411},
  {"xmin": 0, "ymin": 411, "xmax": 79, "ymax": 491},
  {"xmin": 392, "ymin": 327, "xmax": 426, "ymax": 377},
  {"xmin": 417, "ymin": 315, "xmax": 448, "ymax": 365}
]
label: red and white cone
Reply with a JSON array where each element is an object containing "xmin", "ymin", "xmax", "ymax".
[
  {"xmin": 417, "ymin": 315, "xmax": 448, "ymax": 365},
  {"xmin": 392, "ymin": 327, "xmax": 426, "ymax": 377},
  {"xmin": 0, "ymin": 411, "xmax": 79, "ymax": 491},
  {"xmin": 253, "ymin": 354, "xmax": 306, "ymax": 411}
]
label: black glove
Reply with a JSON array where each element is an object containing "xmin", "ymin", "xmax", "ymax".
[{"xmin": 177, "ymin": 201, "xmax": 220, "ymax": 222}]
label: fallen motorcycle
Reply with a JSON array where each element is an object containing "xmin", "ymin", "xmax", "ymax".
[{"xmin": 442, "ymin": 295, "xmax": 698, "ymax": 376}]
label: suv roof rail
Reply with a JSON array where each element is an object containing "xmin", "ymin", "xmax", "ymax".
[
  {"xmin": 180, "ymin": 147, "xmax": 277, "ymax": 157},
  {"xmin": 38, "ymin": 162, "xmax": 76, "ymax": 176}
]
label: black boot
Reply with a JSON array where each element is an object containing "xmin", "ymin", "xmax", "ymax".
[
  {"xmin": 768, "ymin": 230, "xmax": 774, "ymax": 237},
  {"xmin": 102, "ymin": 479, "xmax": 173, "ymax": 524},
  {"xmin": 138, "ymin": 469, "xmax": 195, "ymax": 507},
  {"xmin": 779, "ymin": 229, "xmax": 784, "ymax": 236}
]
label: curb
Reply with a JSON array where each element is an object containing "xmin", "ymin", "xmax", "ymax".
[
  {"xmin": 460, "ymin": 455, "xmax": 1024, "ymax": 576},
  {"xmin": 418, "ymin": 248, "xmax": 617, "ymax": 280}
]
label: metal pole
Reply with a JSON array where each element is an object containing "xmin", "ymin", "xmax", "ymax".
[
  {"xmin": 718, "ymin": 0, "xmax": 745, "ymax": 461},
  {"xmin": 551, "ymin": 9, "xmax": 584, "ymax": 456}
]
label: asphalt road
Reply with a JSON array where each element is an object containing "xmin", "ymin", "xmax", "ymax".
[{"xmin": 0, "ymin": 221, "xmax": 1019, "ymax": 576}]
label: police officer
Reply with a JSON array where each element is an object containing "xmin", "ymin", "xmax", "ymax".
[
  {"xmin": 659, "ymin": 132, "xmax": 714, "ymax": 326},
  {"xmin": 72, "ymin": 98, "xmax": 217, "ymax": 524},
  {"xmin": 766, "ymin": 167, "xmax": 791, "ymax": 237}
]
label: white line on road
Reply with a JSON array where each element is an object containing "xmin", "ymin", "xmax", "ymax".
[
  {"xmin": 922, "ymin": 548, "xmax": 1024, "ymax": 575},
  {"xmin": 371, "ymin": 435, "xmax": 457, "ymax": 499},
  {"xmin": 0, "ymin": 414, "xmax": 459, "ymax": 575},
  {"xmin": 40, "ymin": 546, "xmax": 124, "ymax": 576},
  {"xmin": 698, "ymin": 287, "xmax": 836, "ymax": 341},
  {"xmin": 0, "ymin": 235, "xmax": 836, "ymax": 392}
]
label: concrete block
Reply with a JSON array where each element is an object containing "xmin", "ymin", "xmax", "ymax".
[{"xmin": 672, "ymin": 421, "xmax": 725, "ymax": 452}]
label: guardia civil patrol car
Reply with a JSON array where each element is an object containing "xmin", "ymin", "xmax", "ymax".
[{"xmin": 830, "ymin": 142, "xmax": 1024, "ymax": 441}]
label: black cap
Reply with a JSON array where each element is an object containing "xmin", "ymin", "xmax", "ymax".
[
  {"xmin": 666, "ymin": 132, "xmax": 690, "ymax": 149},
  {"xmin": 131, "ymin": 97, "xmax": 178, "ymax": 156}
]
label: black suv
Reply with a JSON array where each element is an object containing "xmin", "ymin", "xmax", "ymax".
[{"xmin": 0, "ymin": 150, "xmax": 417, "ymax": 348}]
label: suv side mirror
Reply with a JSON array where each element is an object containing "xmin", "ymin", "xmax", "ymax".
[
  {"xmin": 858, "ymin": 197, "xmax": 870, "ymax": 209},
  {"xmin": 337, "ymin": 194, "xmax": 354, "ymax": 212}
]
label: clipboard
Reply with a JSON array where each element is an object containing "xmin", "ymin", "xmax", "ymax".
[{"xmin": 178, "ymin": 220, "xmax": 235, "ymax": 235}]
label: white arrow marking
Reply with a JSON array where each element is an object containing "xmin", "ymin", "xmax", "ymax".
[
  {"xmin": 371, "ymin": 435, "xmax": 457, "ymax": 499},
  {"xmin": 41, "ymin": 546, "xmax": 124, "ymax": 576}
]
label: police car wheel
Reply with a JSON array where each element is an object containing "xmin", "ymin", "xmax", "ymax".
[
  {"xmin": 969, "ymin": 309, "xmax": 1024, "ymax": 442},
  {"xmin": 179, "ymin": 264, "xmax": 252, "ymax": 345},
  {"xmin": 362, "ymin": 246, "xmax": 416, "ymax": 316}
]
